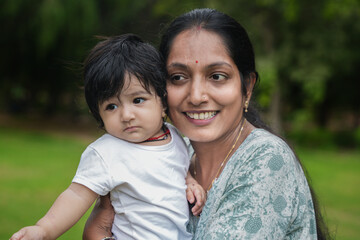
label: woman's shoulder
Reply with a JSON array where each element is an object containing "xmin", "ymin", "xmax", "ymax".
[
  {"xmin": 247, "ymin": 128, "xmax": 287, "ymax": 145},
  {"xmin": 232, "ymin": 128, "xmax": 301, "ymax": 176},
  {"xmin": 227, "ymin": 128, "xmax": 308, "ymax": 197},
  {"xmin": 244, "ymin": 129, "xmax": 295, "ymax": 157}
]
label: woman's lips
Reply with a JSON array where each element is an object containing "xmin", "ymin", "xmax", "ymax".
[{"xmin": 185, "ymin": 111, "xmax": 218, "ymax": 120}]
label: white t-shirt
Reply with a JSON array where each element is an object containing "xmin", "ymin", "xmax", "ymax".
[{"xmin": 73, "ymin": 123, "xmax": 192, "ymax": 239}]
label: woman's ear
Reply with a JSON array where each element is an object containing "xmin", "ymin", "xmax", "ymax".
[{"xmin": 246, "ymin": 72, "xmax": 257, "ymax": 99}]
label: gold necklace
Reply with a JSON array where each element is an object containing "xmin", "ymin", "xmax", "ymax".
[{"xmin": 194, "ymin": 118, "xmax": 246, "ymax": 192}]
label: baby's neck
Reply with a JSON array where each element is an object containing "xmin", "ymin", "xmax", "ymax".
[
  {"xmin": 140, "ymin": 133, "xmax": 171, "ymax": 146},
  {"xmin": 139, "ymin": 126, "xmax": 171, "ymax": 146}
]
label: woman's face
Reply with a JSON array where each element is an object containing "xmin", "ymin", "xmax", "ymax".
[{"xmin": 166, "ymin": 29, "xmax": 246, "ymax": 143}]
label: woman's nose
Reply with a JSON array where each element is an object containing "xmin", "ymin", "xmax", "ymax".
[{"xmin": 189, "ymin": 78, "xmax": 208, "ymax": 106}]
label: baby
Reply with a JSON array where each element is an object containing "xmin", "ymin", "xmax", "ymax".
[{"xmin": 10, "ymin": 34, "xmax": 205, "ymax": 240}]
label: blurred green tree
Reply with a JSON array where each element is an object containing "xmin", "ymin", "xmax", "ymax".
[
  {"xmin": 1, "ymin": 0, "xmax": 95, "ymax": 115},
  {"xmin": 0, "ymin": 0, "xmax": 151, "ymax": 115},
  {"xmin": 0, "ymin": 0, "xmax": 359, "ymax": 136}
]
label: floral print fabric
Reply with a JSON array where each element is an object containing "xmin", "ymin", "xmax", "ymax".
[{"xmin": 187, "ymin": 129, "xmax": 317, "ymax": 239}]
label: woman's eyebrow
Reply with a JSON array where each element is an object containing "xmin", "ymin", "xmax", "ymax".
[
  {"xmin": 167, "ymin": 62, "xmax": 189, "ymax": 70},
  {"xmin": 206, "ymin": 61, "xmax": 233, "ymax": 69},
  {"xmin": 168, "ymin": 61, "xmax": 233, "ymax": 70}
]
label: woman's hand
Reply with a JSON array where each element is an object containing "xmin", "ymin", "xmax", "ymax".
[{"xmin": 83, "ymin": 194, "xmax": 115, "ymax": 240}]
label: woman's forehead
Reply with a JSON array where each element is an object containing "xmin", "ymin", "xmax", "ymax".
[{"xmin": 167, "ymin": 29, "xmax": 234, "ymax": 67}]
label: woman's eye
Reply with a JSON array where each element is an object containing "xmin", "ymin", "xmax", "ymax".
[
  {"xmin": 211, "ymin": 74, "xmax": 227, "ymax": 81},
  {"xmin": 106, "ymin": 104, "xmax": 118, "ymax": 110},
  {"xmin": 170, "ymin": 75, "xmax": 185, "ymax": 81},
  {"xmin": 133, "ymin": 98, "xmax": 145, "ymax": 104}
]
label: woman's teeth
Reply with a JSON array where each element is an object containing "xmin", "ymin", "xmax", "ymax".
[{"xmin": 186, "ymin": 111, "xmax": 217, "ymax": 120}]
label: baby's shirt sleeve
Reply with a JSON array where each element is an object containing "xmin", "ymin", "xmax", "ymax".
[{"xmin": 72, "ymin": 146, "xmax": 113, "ymax": 196}]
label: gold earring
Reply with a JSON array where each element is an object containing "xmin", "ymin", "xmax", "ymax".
[{"xmin": 245, "ymin": 100, "xmax": 249, "ymax": 113}]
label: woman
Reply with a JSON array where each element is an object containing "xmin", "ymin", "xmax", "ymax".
[{"xmin": 85, "ymin": 8, "xmax": 330, "ymax": 239}]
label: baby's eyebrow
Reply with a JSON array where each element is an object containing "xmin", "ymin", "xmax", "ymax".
[{"xmin": 125, "ymin": 90, "xmax": 152, "ymax": 97}]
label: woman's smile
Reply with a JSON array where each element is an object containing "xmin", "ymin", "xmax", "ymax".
[
  {"xmin": 184, "ymin": 111, "xmax": 219, "ymax": 126},
  {"xmin": 185, "ymin": 111, "xmax": 218, "ymax": 120}
]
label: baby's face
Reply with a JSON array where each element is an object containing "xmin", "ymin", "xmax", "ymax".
[{"xmin": 99, "ymin": 75, "xmax": 165, "ymax": 143}]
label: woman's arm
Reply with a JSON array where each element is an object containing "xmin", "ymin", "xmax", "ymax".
[
  {"xmin": 10, "ymin": 183, "xmax": 98, "ymax": 240},
  {"xmin": 83, "ymin": 194, "xmax": 115, "ymax": 240}
]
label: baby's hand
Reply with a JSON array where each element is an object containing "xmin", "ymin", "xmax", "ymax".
[
  {"xmin": 186, "ymin": 182, "xmax": 206, "ymax": 216},
  {"xmin": 10, "ymin": 226, "xmax": 46, "ymax": 240}
]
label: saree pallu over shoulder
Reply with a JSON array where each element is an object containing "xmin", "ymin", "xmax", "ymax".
[{"xmin": 187, "ymin": 129, "xmax": 317, "ymax": 240}]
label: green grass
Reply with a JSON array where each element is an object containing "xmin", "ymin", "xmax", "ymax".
[
  {"xmin": 0, "ymin": 126, "xmax": 97, "ymax": 239},
  {"xmin": 0, "ymin": 126, "xmax": 359, "ymax": 239},
  {"xmin": 297, "ymin": 148, "xmax": 360, "ymax": 240}
]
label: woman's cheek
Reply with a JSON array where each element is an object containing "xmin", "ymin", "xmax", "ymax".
[{"xmin": 166, "ymin": 86, "xmax": 183, "ymax": 109}]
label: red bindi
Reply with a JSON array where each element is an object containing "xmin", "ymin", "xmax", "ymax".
[{"xmin": 196, "ymin": 60, "xmax": 198, "ymax": 63}]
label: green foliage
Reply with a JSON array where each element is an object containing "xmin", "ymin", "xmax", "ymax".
[
  {"xmin": 37, "ymin": 0, "xmax": 66, "ymax": 55},
  {"xmin": 0, "ymin": 0, "xmax": 359, "ymax": 135},
  {"xmin": 0, "ymin": 0, "xmax": 149, "ymax": 115},
  {"xmin": 355, "ymin": 127, "xmax": 360, "ymax": 146},
  {"xmin": 288, "ymin": 128, "xmax": 336, "ymax": 149},
  {"xmin": 153, "ymin": 0, "xmax": 206, "ymax": 16},
  {"xmin": 323, "ymin": 0, "xmax": 360, "ymax": 19},
  {"xmin": 287, "ymin": 126, "xmax": 360, "ymax": 149},
  {"xmin": 256, "ymin": 55, "xmax": 278, "ymax": 108}
]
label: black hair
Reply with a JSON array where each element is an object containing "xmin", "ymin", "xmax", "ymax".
[
  {"xmin": 159, "ymin": 8, "xmax": 331, "ymax": 239},
  {"xmin": 83, "ymin": 34, "xmax": 167, "ymax": 128}
]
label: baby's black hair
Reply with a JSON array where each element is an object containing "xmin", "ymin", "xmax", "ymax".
[{"xmin": 83, "ymin": 34, "xmax": 167, "ymax": 128}]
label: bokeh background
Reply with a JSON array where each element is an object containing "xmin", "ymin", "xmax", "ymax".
[{"xmin": 1, "ymin": 0, "xmax": 359, "ymax": 239}]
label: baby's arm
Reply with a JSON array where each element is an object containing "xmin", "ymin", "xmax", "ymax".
[
  {"xmin": 10, "ymin": 183, "xmax": 98, "ymax": 240},
  {"xmin": 186, "ymin": 171, "xmax": 206, "ymax": 216}
]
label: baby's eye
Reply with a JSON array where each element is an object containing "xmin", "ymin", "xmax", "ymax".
[
  {"xmin": 133, "ymin": 98, "xmax": 145, "ymax": 104},
  {"xmin": 210, "ymin": 74, "xmax": 227, "ymax": 81},
  {"xmin": 105, "ymin": 104, "xmax": 118, "ymax": 110}
]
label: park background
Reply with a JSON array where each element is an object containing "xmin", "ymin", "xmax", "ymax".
[{"xmin": 0, "ymin": 0, "xmax": 359, "ymax": 239}]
